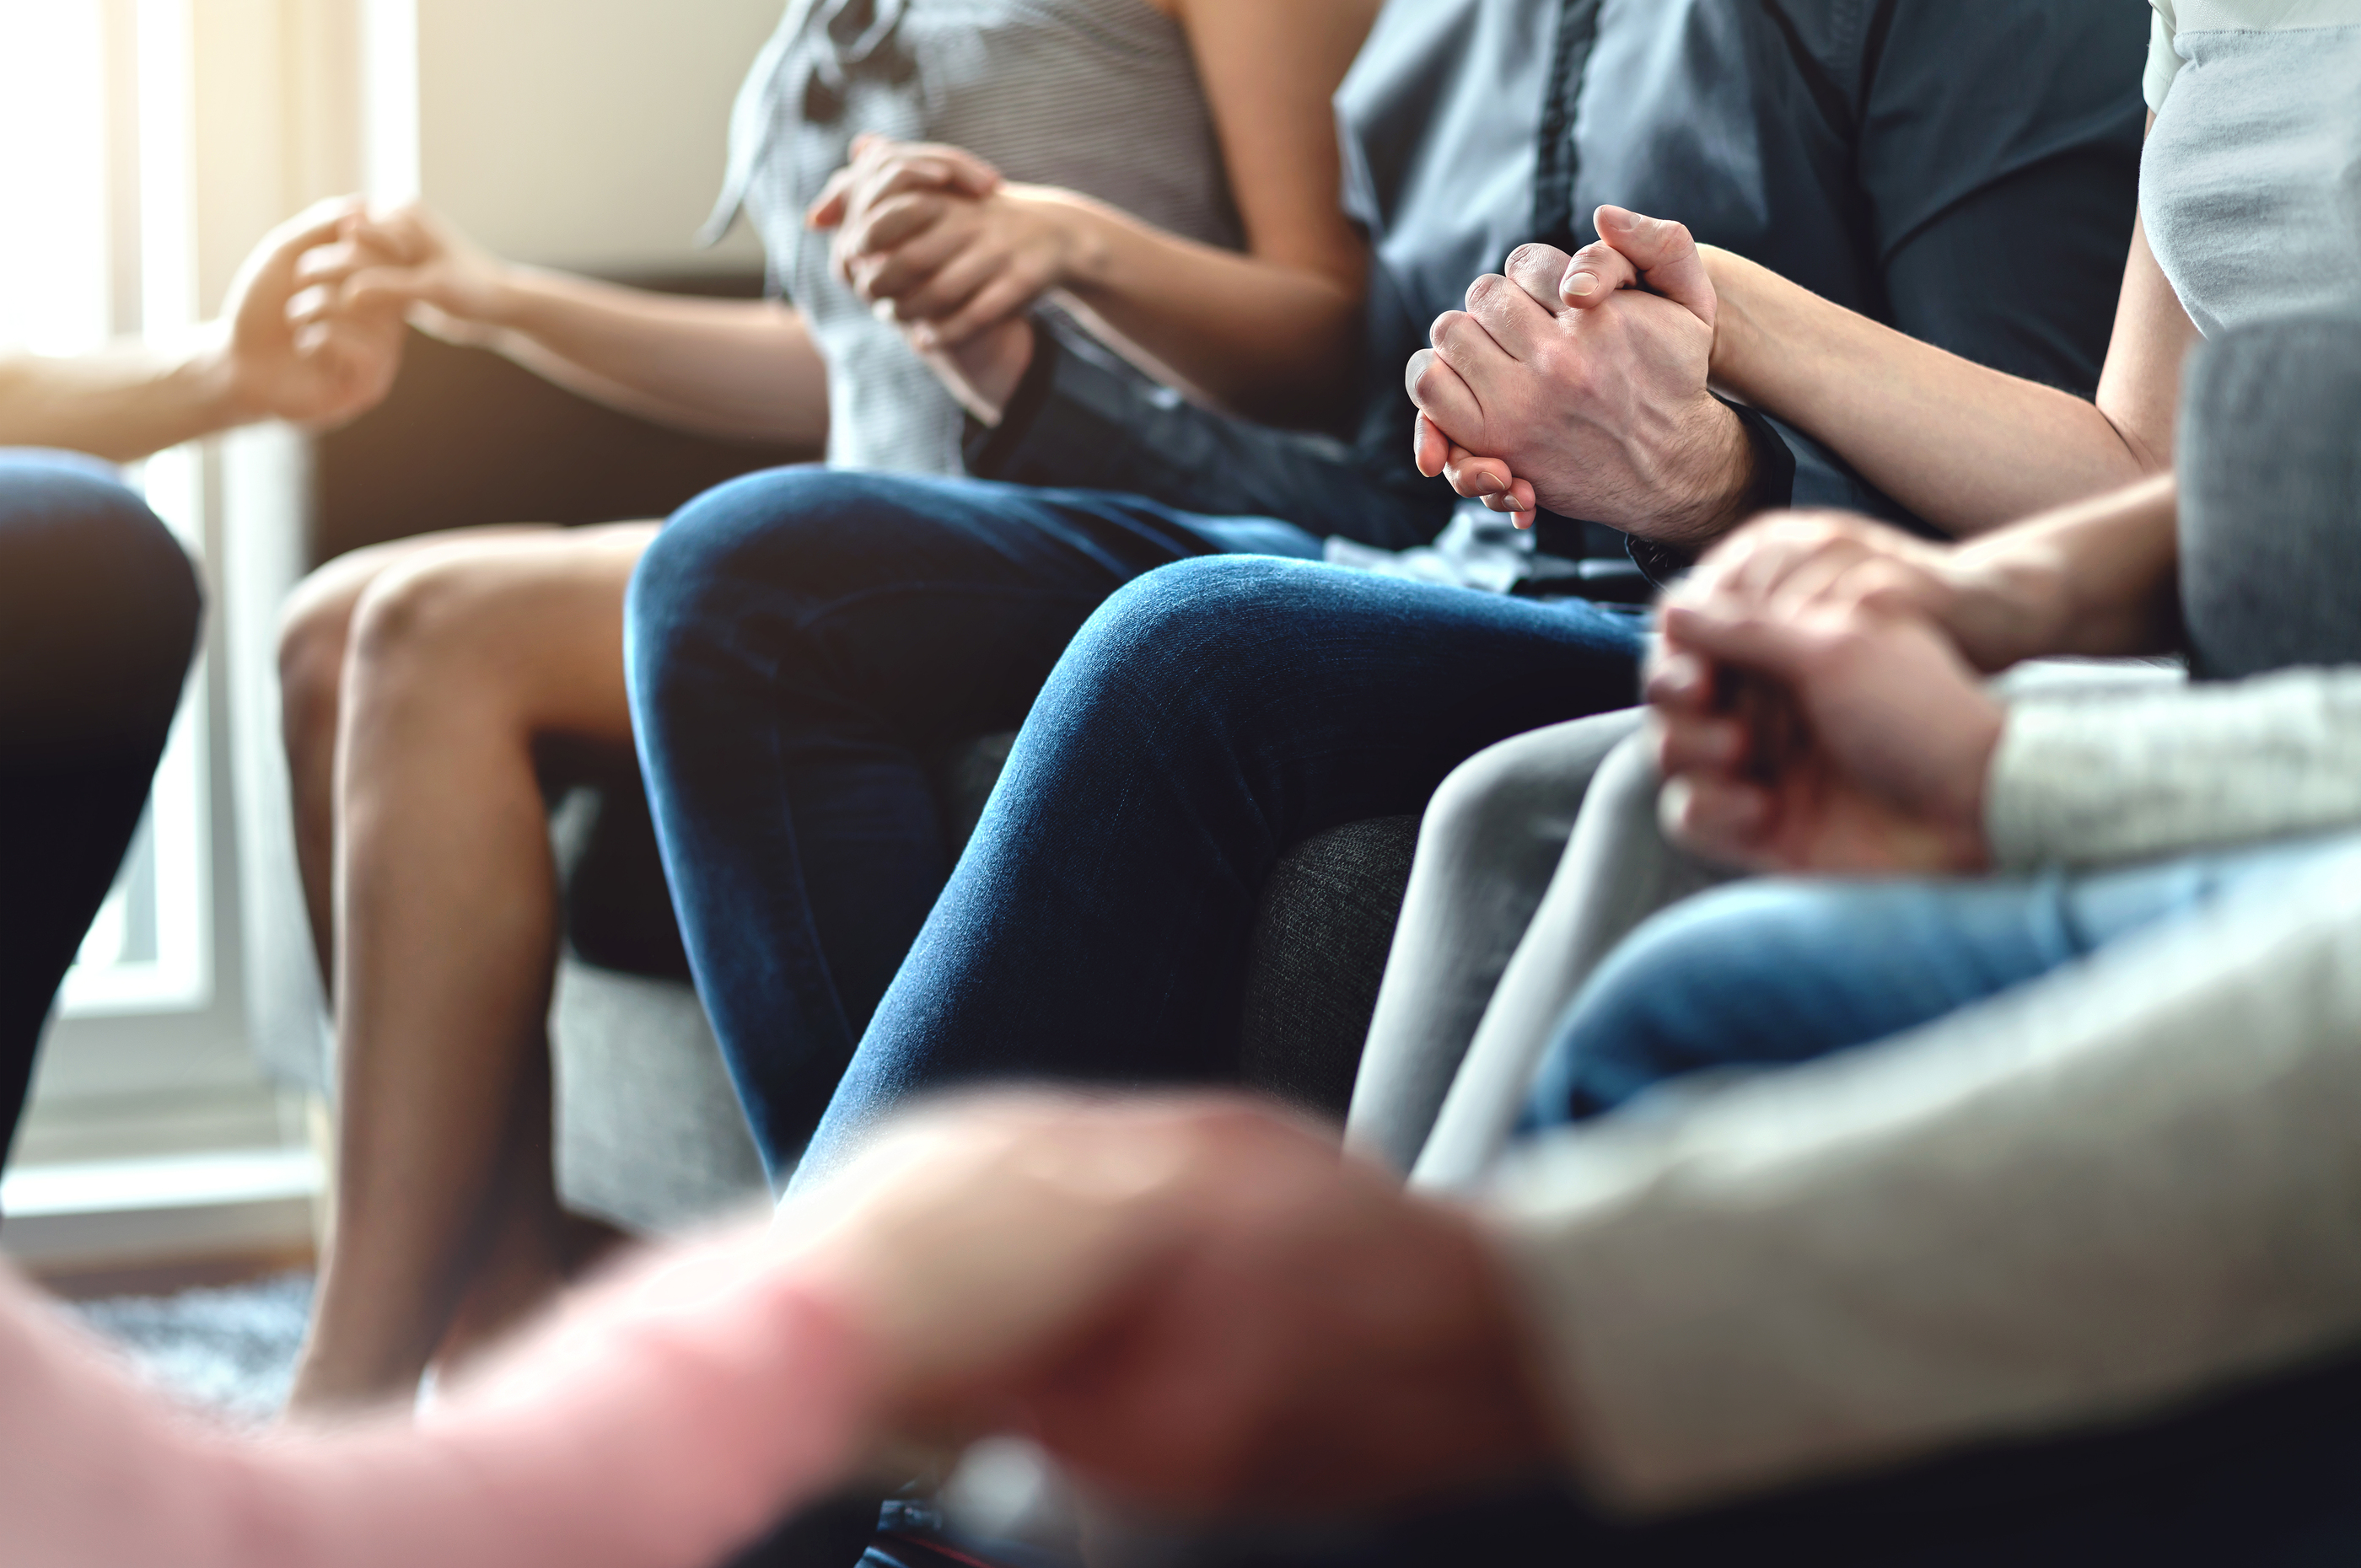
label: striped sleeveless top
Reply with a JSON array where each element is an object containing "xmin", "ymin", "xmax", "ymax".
[{"xmin": 704, "ymin": 0, "xmax": 1242, "ymax": 475}]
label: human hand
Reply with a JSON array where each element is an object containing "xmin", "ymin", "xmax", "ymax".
[
  {"xmin": 210, "ymin": 197, "xmax": 409, "ymax": 428},
  {"xmin": 807, "ymin": 135, "xmax": 1054, "ymax": 421},
  {"xmin": 811, "ymin": 134, "xmax": 1073, "ymax": 350},
  {"xmin": 1664, "ymin": 508, "xmax": 2052, "ymax": 674},
  {"xmin": 1409, "ymin": 207, "xmax": 1745, "ymax": 540},
  {"xmin": 912, "ymin": 315, "xmax": 1037, "ymax": 426},
  {"xmin": 788, "ymin": 1093, "xmax": 1562, "ymax": 1517},
  {"xmin": 1645, "ymin": 512, "xmax": 2009, "ymax": 875},
  {"xmin": 292, "ymin": 201, "xmax": 519, "ymax": 346}
]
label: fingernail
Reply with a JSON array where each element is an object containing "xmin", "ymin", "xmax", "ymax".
[{"xmin": 1565, "ymin": 271, "xmax": 1599, "ymax": 297}]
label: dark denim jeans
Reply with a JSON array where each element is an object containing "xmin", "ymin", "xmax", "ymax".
[
  {"xmin": 627, "ymin": 467, "xmax": 1321, "ymax": 1175},
  {"xmin": 792, "ymin": 554, "xmax": 1647, "ymax": 1182},
  {"xmin": 0, "ymin": 454, "xmax": 201, "ymax": 1182}
]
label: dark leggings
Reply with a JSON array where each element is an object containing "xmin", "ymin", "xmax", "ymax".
[{"xmin": 0, "ymin": 454, "xmax": 202, "ymax": 1181}]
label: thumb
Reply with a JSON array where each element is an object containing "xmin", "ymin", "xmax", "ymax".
[{"xmin": 1593, "ymin": 207, "xmax": 1715, "ymax": 328}]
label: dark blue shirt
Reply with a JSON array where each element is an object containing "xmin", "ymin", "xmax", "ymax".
[{"xmin": 971, "ymin": 0, "xmax": 2149, "ymax": 557}]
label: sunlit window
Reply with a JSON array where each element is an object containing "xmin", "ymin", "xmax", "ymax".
[{"xmin": 0, "ymin": 0, "xmax": 109, "ymax": 356}]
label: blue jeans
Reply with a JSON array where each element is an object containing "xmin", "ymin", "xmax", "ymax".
[
  {"xmin": 1525, "ymin": 830, "xmax": 2361, "ymax": 1127},
  {"xmin": 627, "ymin": 468, "xmax": 1322, "ymax": 1175},
  {"xmin": 793, "ymin": 553, "xmax": 1647, "ymax": 1181},
  {"xmin": 0, "ymin": 454, "xmax": 201, "ymax": 1179}
]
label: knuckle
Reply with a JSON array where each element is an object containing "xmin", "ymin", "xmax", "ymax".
[{"xmin": 1541, "ymin": 347, "xmax": 1591, "ymax": 394}]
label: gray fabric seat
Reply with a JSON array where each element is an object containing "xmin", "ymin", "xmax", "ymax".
[{"xmin": 553, "ymin": 733, "xmax": 1417, "ymax": 1231}]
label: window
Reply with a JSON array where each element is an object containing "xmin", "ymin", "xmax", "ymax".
[{"xmin": 0, "ymin": 0, "xmax": 212, "ymax": 1017}]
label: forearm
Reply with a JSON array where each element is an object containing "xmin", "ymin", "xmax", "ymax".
[
  {"xmin": 1040, "ymin": 188, "xmax": 1362, "ymax": 428},
  {"xmin": 1943, "ymin": 473, "xmax": 2182, "ymax": 667},
  {"xmin": 473, "ymin": 270, "xmax": 828, "ymax": 446},
  {"xmin": 969, "ymin": 320, "xmax": 1446, "ymax": 551},
  {"xmin": 0, "ymin": 337, "xmax": 249, "ymax": 461},
  {"xmin": 1708, "ymin": 249, "xmax": 2160, "ymax": 536},
  {"xmin": 1, "ymin": 1246, "xmax": 872, "ymax": 1568},
  {"xmin": 1990, "ymin": 668, "xmax": 2361, "ymax": 868}
]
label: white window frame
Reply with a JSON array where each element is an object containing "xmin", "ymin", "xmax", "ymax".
[{"xmin": 7, "ymin": 0, "xmax": 372, "ymax": 1184}]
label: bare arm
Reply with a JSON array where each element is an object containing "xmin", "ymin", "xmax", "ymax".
[
  {"xmin": 1643, "ymin": 476, "xmax": 2179, "ymax": 876},
  {"xmin": 0, "ymin": 200, "xmax": 407, "ymax": 462},
  {"xmin": 1066, "ymin": 0, "xmax": 1379, "ymax": 421},
  {"xmin": 816, "ymin": 0, "xmax": 1379, "ymax": 427},
  {"xmin": 1707, "ymin": 214, "xmax": 2197, "ymax": 535},
  {"xmin": 1417, "ymin": 110, "xmax": 2192, "ymax": 544},
  {"xmin": 0, "ymin": 345, "xmax": 245, "ymax": 464},
  {"xmin": 312, "ymin": 205, "xmax": 829, "ymax": 448}
]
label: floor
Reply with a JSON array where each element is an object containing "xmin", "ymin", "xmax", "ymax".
[{"xmin": 72, "ymin": 1271, "xmax": 313, "ymax": 1425}]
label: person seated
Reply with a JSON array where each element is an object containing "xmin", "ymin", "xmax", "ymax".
[
  {"xmin": 1519, "ymin": 317, "xmax": 2361, "ymax": 1137},
  {"xmin": 632, "ymin": 0, "xmax": 2144, "ymax": 1189},
  {"xmin": 1353, "ymin": 0, "xmax": 2361, "ymax": 1173},
  {"xmin": 14, "ymin": 1055, "xmax": 2361, "ymax": 1565},
  {"xmin": 0, "ymin": 201, "xmax": 405, "ymax": 1190},
  {"xmin": 275, "ymin": 0, "xmax": 1391, "ymax": 1414}
]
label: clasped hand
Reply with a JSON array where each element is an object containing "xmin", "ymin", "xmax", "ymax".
[
  {"xmin": 207, "ymin": 197, "xmax": 411, "ymax": 429},
  {"xmin": 1406, "ymin": 206, "xmax": 1746, "ymax": 543},
  {"xmin": 780, "ymin": 1093, "xmax": 1561, "ymax": 1517},
  {"xmin": 1644, "ymin": 510, "xmax": 2010, "ymax": 877},
  {"xmin": 806, "ymin": 132, "xmax": 1063, "ymax": 421}
]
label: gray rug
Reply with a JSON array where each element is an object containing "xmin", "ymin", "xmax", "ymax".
[{"xmin": 73, "ymin": 1273, "xmax": 313, "ymax": 1426}]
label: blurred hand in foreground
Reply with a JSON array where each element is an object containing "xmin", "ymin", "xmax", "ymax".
[
  {"xmin": 787, "ymin": 1092, "xmax": 1567, "ymax": 1518},
  {"xmin": 1646, "ymin": 509, "xmax": 2009, "ymax": 875}
]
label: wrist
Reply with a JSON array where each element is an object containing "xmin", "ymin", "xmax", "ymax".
[
  {"xmin": 452, "ymin": 258, "xmax": 536, "ymax": 337},
  {"xmin": 1698, "ymin": 246, "xmax": 1750, "ymax": 389},
  {"xmin": 1012, "ymin": 185, "xmax": 1112, "ymax": 296},
  {"xmin": 1940, "ymin": 547, "xmax": 2073, "ymax": 671},
  {"xmin": 1934, "ymin": 701, "xmax": 2006, "ymax": 872},
  {"xmin": 1660, "ymin": 395, "xmax": 1760, "ymax": 546},
  {"xmin": 181, "ymin": 325, "xmax": 261, "ymax": 430}
]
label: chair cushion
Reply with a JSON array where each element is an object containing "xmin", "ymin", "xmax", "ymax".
[{"xmin": 1237, "ymin": 816, "xmax": 1421, "ymax": 1121}]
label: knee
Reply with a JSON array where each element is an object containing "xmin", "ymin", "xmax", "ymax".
[
  {"xmin": 341, "ymin": 550, "xmax": 520, "ymax": 717},
  {"xmin": 1541, "ymin": 881, "xmax": 1842, "ymax": 1113},
  {"xmin": 1053, "ymin": 556, "xmax": 1312, "ymax": 716},
  {"xmin": 631, "ymin": 465, "xmax": 885, "ymax": 623},
  {"xmin": 627, "ymin": 465, "xmax": 872, "ymax": 683},
  {"xmin": 0, "ymin": 465, "xmax": 201, "ymax": 745}
]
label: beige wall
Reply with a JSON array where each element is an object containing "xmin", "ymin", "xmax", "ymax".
[{"xmin": 416, "ymin": 0, "xmax": 780, "ymax": 276}]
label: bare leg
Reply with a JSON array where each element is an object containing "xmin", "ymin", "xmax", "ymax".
[
  {"xmin": 279, "ymin": 525, "xmax": 555, "ymax": 993},
  {"xmin": 283, "ymin": 522, "xmax": 656, "ymax": 1414}
]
